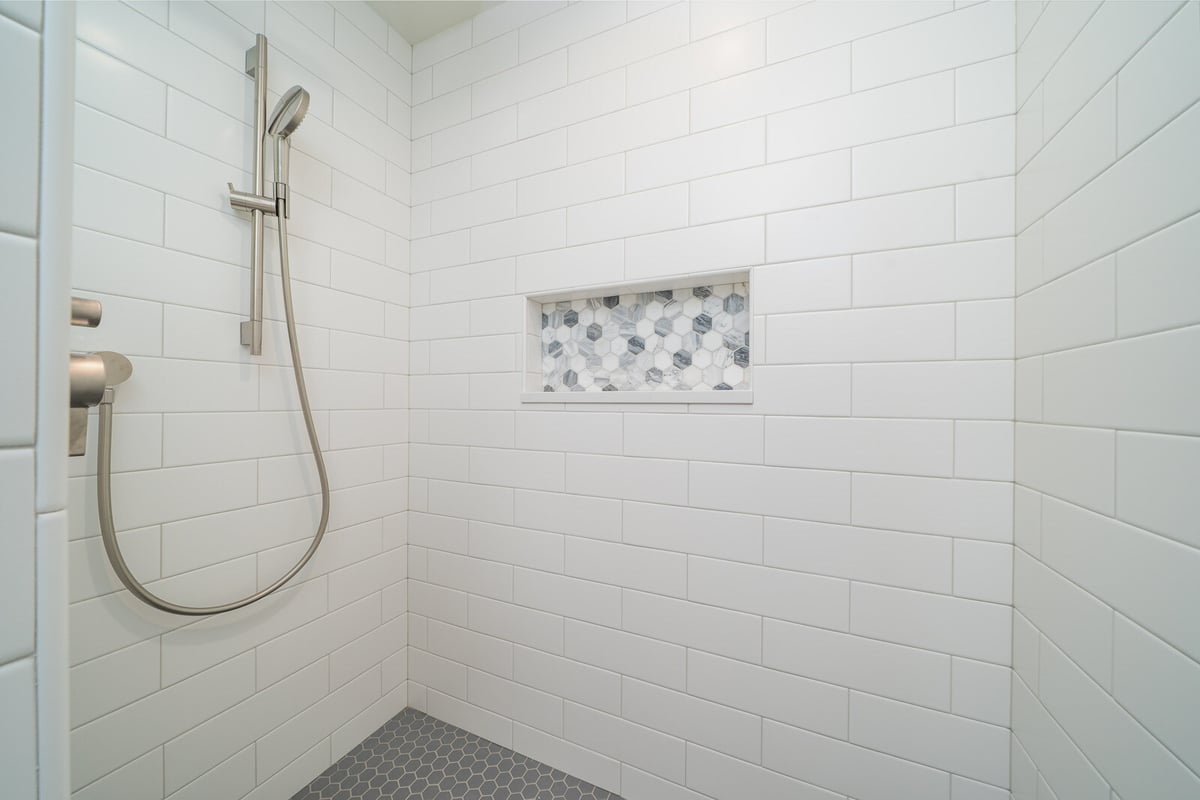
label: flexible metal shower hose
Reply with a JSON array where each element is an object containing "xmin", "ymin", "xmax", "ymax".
[{"xmin": 98, "ymin": 214, "xmax": 331, "ymax": 615}]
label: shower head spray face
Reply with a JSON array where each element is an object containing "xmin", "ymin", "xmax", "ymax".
[
  {"xmin": 267, "ymin": 86, "xmax": 310, "ymax": 193},
  {"xmin": 267, "ymin": 85, "xmax": 310, "ymax": 139}
]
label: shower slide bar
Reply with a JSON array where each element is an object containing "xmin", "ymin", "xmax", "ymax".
[{"xmin": 89, "ymin": 34, "xmax": 331, "ymax": 616}]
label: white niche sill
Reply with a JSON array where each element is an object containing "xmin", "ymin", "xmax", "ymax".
[{"xmin": 522, "ymin": 270, "xmax": 753, "ymax": 405}]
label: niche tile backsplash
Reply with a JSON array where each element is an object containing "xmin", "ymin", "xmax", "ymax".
[{"xmin": 541, "ymin": 283, "xmax": 750, "ymax": 393}]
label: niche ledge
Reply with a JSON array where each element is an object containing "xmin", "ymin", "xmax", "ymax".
[{"xmin": 522, "ymin": 270, "xmax": 753, "ymax": 405}]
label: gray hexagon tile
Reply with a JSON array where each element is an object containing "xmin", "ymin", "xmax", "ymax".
[
  {"xmin": 290, "ymin": 708, "xmax": 623, "ymax": 800},
  {"xmin": 541, "ymin": 283, "xmax": 750, "ymax": 393}
]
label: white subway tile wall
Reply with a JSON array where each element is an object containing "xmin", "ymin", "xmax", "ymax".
[
  {"xmin": 409, "ymin": 2, "xmax": 1015, "ymax": 798},
  {"xmin": 1011, "ymin": 2, "xmax": 1200, "ymax": 799},
  {"xmin": 0, "ymin": 3, "xmax": 43, "ymax": 797},
  {"xmin": 67, "ymin": 2, "xmax": 409, "ymax": 800}
]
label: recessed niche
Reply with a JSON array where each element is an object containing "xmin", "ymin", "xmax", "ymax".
[{"xmin": 521, "ymin": 271, "xmax": 752, "ymax": 404}]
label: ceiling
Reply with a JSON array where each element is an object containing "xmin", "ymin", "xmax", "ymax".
[{"xmin": 368, "ymin": 1, "xmax": 499, "ymax": 45}]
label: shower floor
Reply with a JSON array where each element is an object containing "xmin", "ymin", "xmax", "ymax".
[{"xmin": 291, "ymin": 708, "xmax": 622, "ymax": 800}]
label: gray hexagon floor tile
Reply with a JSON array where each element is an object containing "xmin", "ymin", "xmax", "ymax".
[{"xmin": 290, "ymin": 708, "xmax": 624, "ymax": 800}]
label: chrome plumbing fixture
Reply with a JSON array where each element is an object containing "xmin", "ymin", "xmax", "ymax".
[{"xmin": 90, "ymin": 35, "xmax": 329, "ymax": 616}]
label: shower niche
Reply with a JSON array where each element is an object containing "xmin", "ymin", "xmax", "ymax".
[{"xmin": 521, "ymin": 270, "xmax": 753, "ymax": 403}]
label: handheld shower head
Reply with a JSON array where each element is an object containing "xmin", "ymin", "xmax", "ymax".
[
  {"xmin": 267, "ymin": 85, "xmax": 310, "ymax": 202},
  {"xmin": 268, "ymin": 85, "xmax": 310, "ymax": 139}
]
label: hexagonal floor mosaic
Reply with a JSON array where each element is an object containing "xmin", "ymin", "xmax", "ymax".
[
  {"xmin": 290, "ymin": 708, "xmax": 623, "ymax": 800},
  {"xmin": 541, "ymin": 282, "xmax": 750, "ymax": 393}
]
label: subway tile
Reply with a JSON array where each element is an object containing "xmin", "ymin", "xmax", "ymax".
[
  {"xmin": 565, "ymin": 702, "xmax": 684, "ymax": 784},
  {"xmin": 1117, "ymin": 431, "xmax": 1200, "ymax": 549},
  {"xmin": 690, "ymin": 462, "xmax": 850, "ymax": 523},
  {"xmin": 852, "ymin": 473, "xmax": 1013, "ymax": 542},
  {"xmin": 1116, "ymin": 212, "xmax": 1200, "ymax": 338},
  {"xmin": 518, "ymin": 70, "xmax": 625, "ymax": 138},
  {"xmin": 566, "ymin": 538, "xmax": 686, "ymax": 597},
  {"xmin": 565, "ymin": 453, "xmax": 688, "ymax": 505},
  {"xmin": 622, "ymin": 589, "xmax": 761, "ymax": 663},
  {"xmin": 432, "ymin": 105, "xmax": 519, "ymax": 165},
  {"xmin": 516, "ymin": 648, "xmax": 620, "ymax": 716},
  {"xmin": 1016, "ymin": 423, "xmax": 1115, "ymax": 515},
  {"xmin": 517, "ymin": 154, "xmax": 624, "ymax": 215},
  {"xmin": 851, "ymin": 582, "xmax": 1011, "ymax": 664},
  {"xmin": 471, "ymin": 130, "xmax": 568, "ymax": 188},
  {"xmin": 516, "ymin": 240, "xmax": 624, "ymax": 294},
  {"xmin": 71, "ymin": 654, "xmax": 255, "ymax": 790},
  {"xmin": 853, "ymin": 117, "xmax": 1014, "ymax": 199},
  {"xmin": 956, "ymin": 298, "xmax": 1013, "ymax": 360},
  {"xmin": 1042, "ymin": 101, "xmax": 1200, "ymax": 282},
  {"xmin": 957, "ymin": 55, "xmax": 1016, "ymax": 124},
  {"xmin": 690, "ymin": 556, "xmax": 848, "ymax": 630},
  {"xmin": 432, "ymin": 30, "xmax": 517, "ymax": 95},
  {"xmin": 766, "ymin": 417, "xmax": 952, "ymax": 477},
  {"xmin": 1113, "ymin": 615, "xmax": 1200, "ymax": 776},
  {"xmin": 951, "ymin": 656, "xmax": 1012, "ymax": 728},
  {"xmin": 769, "ymin": 304, "xmax": 956, "ymax": 364},
  {"xmin": 431, "ymin": 182, "xmax": 517, "ymax": 233},
  {"xmin": 1013, "ymin": 548, "xmax": 1113, "ymax": 689},
  {"xmin": 75, "ymin": 41, "xmax": 166, "ymax": 135},
  {"xmin": 469, "ymin": 521, "xmax": 564, "ymax": 572},
  {"xmin": 1117, "ymin": 1, "xmax": 1200, "ymax": 154},
  {"xmin": 687, "ymin": 742, "xmax": 842, "ymax": 800},
  {"xmin": 1042, "ymin": 496, "xmax": 1200, "ymax": 665},
  {"xmin": 565, "ymin": 620, "xmax": 686, "ymax": 690},
  {"xmin": 469, "ymin": 668, "xmax": 562, "ymax": 735},
  {"xmin": 853, "ymin": 238, "xmax": 1014, "ymax": 308},
  {"xmin": 624, "ymin": 501, "xmax": 761, "ymax": 563},
  {"xmin": 622, "ymin": 677, "xmax": 761, "ymax": 763},
  {"xmin": 690, "ymin": 0, "xmax": 800, "ymax": 41},
  {"xmin": 752, "ymin": 364, "xmax": 852, "ymax": 417},
  {"xmin": 852, "ymin": 0, "xmax": 1014, "ymax": 91},
  {"xmin": 1017, "ymin": 79, "xmax": 1116, "ymax": 232},
  {"xmin": 769, "ymin": 71, "xmax": 953, "ymax": 162},
  {"xmin": 624, "ymin": 217, "xmax": 764, "ymax": 281},
  {"xmin": 469, "ymin": 595, "xmax": 564, "ymax": 655},
  {"xmin": 628, "ymin": 20, "xmax": 765, "ymax": 106},
  {"xmin": 1040, "ymin": 0, "xmax": 1179, "ymax": 141},
  {"xmin": 1010, "ymin": 678, "xmax": 1110, "ymax": 800},
  {"xmin": 515, "ymin": 411, "xmax": 622, "ymax": 455},
  {"xmin": 767, "ymin": 0, "xmax": 952, "ymax": 63},
  {"xmin": 958, "ymin": 177, "xmax": 1015, "ymax": 240},
  {"xmin": 568, "ymin": 92, "xmax": 689, "ymax": 164},
  {"xmin": 473, "ymin": 50, "xmax": 569, "ymax": 116},
  {"xmin": 849, "ymin": 692, "xmax": 1008, "ymax": 786},
  {"xmin": 513, "ymin": 724, "xmax": 621, "ymax": 795},
  {"xmin": 768, "ymin": 187, "xmax": 956, "ymax": 261},
  {"xmin": 472, "ymin": 210, "xmax": 566, "ymax": 261},
  {"xmin": 1038, "ymin": 636, "xmax": 1200, "ymax": 800},
  {"xmin": 428, "ymin": 620, "xmax": 513, "ymax": 679},
  {"xmin": 627, "ymin": 118, "xmax": 764, "ymax": 192},
  {"xmin": 514, "ymin": 568, "xmax": 621, "ymax": 627},
  {"xmin": 165, "ymin": 660, "xmax": 328, "ymax": 792},
  {"xmin": 693, "ymin": 151, "xmax": 850, "ymax": 224},
  {"xmin": 1043, "ymin": 326, "xmax": 1200, "ymax": 436},
  {"xmin": 765, "ymin": 517, "xmax": 952, "ymax": 593},
  {"xmin": 763, "ymin": 719, "xmax": 951, "ymax": 800},
  {"xmin": 852, "ymin": 361, "xmax": 1013, "ymax": 420},
  {"xmin": 623, "ymin": 413, "xmax": 762, "ymax": 464},
  {"xmin": 514, "ymin": 489, "xmax": 622, "ymax": 541},
  {"xmin": 469, "ymin": 446, "xmax": 565, "ymax": 491},
  {"xmin": 566, "ymin": 185, "xmax": 687, "ymax": 246},
  {"xmin": 518, "ymin": 1, "xmax": 627, "ymax": 63},
  {"xmin": 955, "ymin": 421, "xmax": 1014, "ymax": 481},
  {"xmin": 568, "ymin": 3, "xmax": 688, "ymax": 82}
]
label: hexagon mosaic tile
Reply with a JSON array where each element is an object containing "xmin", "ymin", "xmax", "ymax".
[
  {"xmin": 540, "ymin": 282, "xmax": 750, "ymax": 393},
  {"xmin": 290, "ymin": 708, "xmax": 623, "ymax": 800}
]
